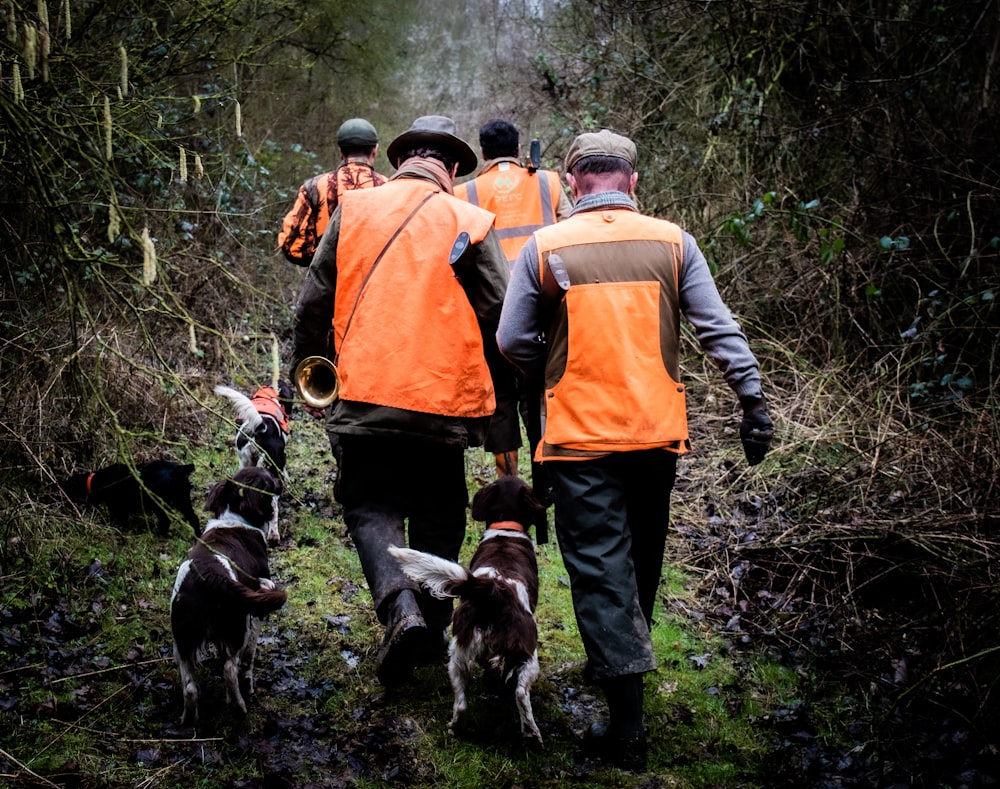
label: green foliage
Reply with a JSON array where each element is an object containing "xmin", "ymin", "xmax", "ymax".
[{"xmin": 0, "ymin": 0, "xmax": 410, "ymax": 485}]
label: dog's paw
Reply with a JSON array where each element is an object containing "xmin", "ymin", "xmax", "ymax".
[
  {"xmin": 259, "ymin": 577, "xmax": 276, "ymax": 590},
  {"xmin": 523, "ymin": 726, "xmax": 544, "ymax": 749}
]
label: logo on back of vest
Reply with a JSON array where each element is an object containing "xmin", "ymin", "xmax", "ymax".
[{"xmin": 493, "ymin": 175, "xmax": 515, "ymax": 195}]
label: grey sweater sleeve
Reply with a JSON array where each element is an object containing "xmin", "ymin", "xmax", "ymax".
[
  {"xmin": 679, "ymin": 231, "xmax": 764, "ymax": 399},
  {"xmin": 496, "ymin": 237, "xmax": 548, "ymax": 379}
]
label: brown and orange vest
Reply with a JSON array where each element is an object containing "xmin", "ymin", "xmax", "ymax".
[
  {"xmin": 533, "ymin": 208, "xmax": 689, "ymax": 461},
  {"xmin": 278, "ymin": 161, "xmax": 387, "ymax": 266},
  {"xmin": 456, "ymin": 163, "xmax": 563, "ymax": 266},
  {"xmin": 333, "ymin": 180, "xmax": 497, "ymax": 418}
]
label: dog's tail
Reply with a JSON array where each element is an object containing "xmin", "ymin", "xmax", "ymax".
[
  {"xmin": 388, "ymin": 545, "xmax": 471, "ymax": 599},
  {"xmin": 214, "ymin": 385, "xmax": 264, "ymax": 431},
  {"xmin": 236, "ymin": 583, "xmax": 287, "ymax": 616},
  {"xmin": 198, "ymin": 568, "xmax": 288, "ymax": 615},
  {"xmin": 241, "ymin": 581, "xmax": 288, "ymax": 616}
]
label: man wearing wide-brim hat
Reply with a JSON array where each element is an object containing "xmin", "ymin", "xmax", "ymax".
[{"xmin": 290, "ymin": 115, "xmax": 518, "ymax": 688}]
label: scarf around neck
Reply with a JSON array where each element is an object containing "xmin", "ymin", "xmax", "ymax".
[{"xmin": 391, "ymin": 156, "xmax": 455, "ymax": 194}]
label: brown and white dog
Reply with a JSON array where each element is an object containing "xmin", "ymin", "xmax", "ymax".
[
  {"xmin": 388, "ymin": 476, "xmax": 548, "ymax": 745},
  {"xmin": 214, "ymin": 382, "xmax": 293, "ymax": 543},
  {"xmin": 169, "ymin": 467, "xmax": 286, "ymax": 725}
]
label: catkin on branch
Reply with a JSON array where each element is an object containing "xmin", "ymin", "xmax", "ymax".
[
  {"xmin": 103, "ymin": 95, "xmax": 112, "ymax": 160},
  {"xmin": 141, "ymin": 226, "xmax": 157, "ymax": 285}
]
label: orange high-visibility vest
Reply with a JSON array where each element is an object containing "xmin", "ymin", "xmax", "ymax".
[
  {"xmin": 333, "ymin": 180, "xmax": 498, "ymax": 418},
  {"xmin": 247, "ymin": 386, "xmax": 289, "ymax": 433},
  {"xmin": 533, "ymin": 209, "xmax": 689, "ymax": 460},
  {"xmin": 278, "ymin": 161, "xmax": 387, "ymax": 265},
  {"xmin": 456, "ymin": 163, "xmax": 563, "ymax": 265}
]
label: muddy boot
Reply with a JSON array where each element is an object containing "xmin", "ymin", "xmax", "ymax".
[
  {"xmin": 585, "ymin": 673, "xmax": 647, "ymax": 772},
  {"xmin": 376, "ymin": 589, "xmax": 431, "ymax": 688}
]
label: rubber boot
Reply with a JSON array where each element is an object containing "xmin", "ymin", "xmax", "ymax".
[
  {"xmin": 375, "ymin": 589, "xmax": 431, "ymax": 687},
  {"xmin": 345, "ymin": 504, "xmax": 433, "ymax": 687},
  {"xmin": 585, "ymin": 673, "xmax": 648, "ymax": 771},
  {"xmin": 346, "ymin": 505, "xmax": 411, "ymax": 619}
]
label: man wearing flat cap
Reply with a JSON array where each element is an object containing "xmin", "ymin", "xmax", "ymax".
[
  {"xmin": 278, "ymin": 117, "xmax": 387, "ymax": 267},
  {"xmin": 497, "ymin": 129, "xmax": 775, "ymax": 771},
  {"xmin": 290, "ymin": 115, "xmax": 517, "ymax": 688}
]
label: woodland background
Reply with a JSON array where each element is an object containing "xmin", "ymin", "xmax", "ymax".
[{"xmin": 1, "ymin": 0, "xmax": 998, "ymax": 787}]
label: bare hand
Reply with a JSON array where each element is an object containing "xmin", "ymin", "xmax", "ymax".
[{"xmin": 304, "ymin": 404, "xmax": 326, "ymax": 420}]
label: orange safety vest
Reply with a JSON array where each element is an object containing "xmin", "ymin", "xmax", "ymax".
[
  {"xmin": 533, "ymin": 209, "xmax": 689, "ymax": 460},
  {"xmin": 456, "ymin": 163, "xmax": 563, "ymax": 266},
  {"xmin": 248, "ymin": 386, "xmax": 289, "ymax": 433},
  {"xmin": 333, "ymin": 180, "xmax": 498, "ymax": 418},
  {"xmin": 278, "ymin": 161, "xmax": 387, "ymax": 265}
]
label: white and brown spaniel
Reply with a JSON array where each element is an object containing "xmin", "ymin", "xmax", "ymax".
[
  {"xmin": 170, "ymin": 466, "xmax": 286, "ymax": 725},
  {"xmin": 389, "ymin": 475, "xmax": 548, "ymax": 745}
]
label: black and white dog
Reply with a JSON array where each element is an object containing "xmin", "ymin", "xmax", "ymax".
[
  {"xmin": 389, "ymin": 476, "xmax": 548, "ymax": 745},
  {"xmin": 214, "ymin": 381, "xmax": 293, "ymax": 543},
  {"xmin": 214, "ymin": 382, "xmax": 293, "ymax": 475},
  {"xmin": 62, "ymin": 459, "xmax": 200, "ymax": 537},
  {"xmin": 170, "ymin": 466, "xmax": 286, "ymax": 725}
]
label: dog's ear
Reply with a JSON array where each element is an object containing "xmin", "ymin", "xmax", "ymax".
[
  {"xmin": 204, "ymin": 478, "xmax": 231, "ymax": 515},
  {"xmin": 235, "ymin": 469, "xmax": 279, "ymax": 524},
  {"xmin": 470, "ymin": 483, "xmax": 497, "ymax": 523},
  {"xmin": 60, "ymin": 472, "xmax": 91, "ymax": 504},
  {"xmin": 518, "ymin": 484, "xmax": 549, "ymax": 534}
]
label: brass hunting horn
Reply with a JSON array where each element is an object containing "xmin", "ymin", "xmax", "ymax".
[{"xmin": 294, "ymin": 356, "xmax": 339, "ymax": 408}]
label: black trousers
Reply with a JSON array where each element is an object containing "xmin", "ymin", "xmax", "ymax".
[
  {"xmin": 549, "ymin": 450, "xmax": 677, "ymax": 680},
  {"xmin": 335, "ymin": 434, "xmax": 468, "ymax": 629}
]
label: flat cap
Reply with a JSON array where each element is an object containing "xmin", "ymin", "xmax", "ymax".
[
  {"xmin": 564, "ymin": 129, "xmax": 637, "ymax": 172},
  {"xmin": 337, "ymin": 118, "xmax": 379, "ymax": 148}
]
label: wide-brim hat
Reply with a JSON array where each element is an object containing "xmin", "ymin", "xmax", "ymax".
[{"xmin": 386, "ymin": 115, "xmax": 478, "ymax": 177}]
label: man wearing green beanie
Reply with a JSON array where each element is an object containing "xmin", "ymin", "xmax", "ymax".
[{"xmin": 278, "ymin": 117, "xmax": 387, "ymax": 267}]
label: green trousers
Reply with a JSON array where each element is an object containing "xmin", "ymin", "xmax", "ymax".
[{"xmin": 549, "ymin": 449, "xmax": 677, "ymax": 680}]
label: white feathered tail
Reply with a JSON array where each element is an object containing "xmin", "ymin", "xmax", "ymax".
[
  {"xmin": 388, "ymin": 546, "xmax": 469, "ymax": 600},
  {"xmin": 214, "ymin": 385, "xmax": 263, "ymax": 431}
]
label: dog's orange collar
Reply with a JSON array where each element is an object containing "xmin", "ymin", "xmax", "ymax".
[
  {"xmin": 489, "ymin": 520, "xmax": 524, "ymax": 533},
  {"xmin": 86, "ymin": 472, "xmax": 95, "ymax": 497}
]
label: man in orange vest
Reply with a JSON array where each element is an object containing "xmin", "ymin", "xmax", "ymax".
[
  {"xmin": 456, "ymin": 119, "xmax": 572, "ymax": 487},
  {"xmin": 497, "ymin": 129, "xmax": 775, "ymax": 771},
  {"xmin": 290, "ymin": 116, "xmax": 518, "ymax": 689},
  {"xmin": 277, "ymin": 117, "xmax": 387, "ymax": 267}
]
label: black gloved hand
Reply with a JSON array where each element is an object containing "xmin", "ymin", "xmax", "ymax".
[{"xmin": 739, "ymin": 395, "xmax": 774, "ymax": 466}]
